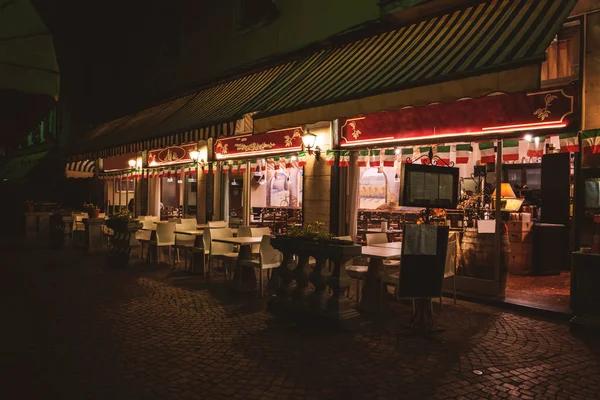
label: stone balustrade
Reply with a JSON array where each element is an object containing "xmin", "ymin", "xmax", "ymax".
[{"xmin": 268, "ymin": 236, "xmax": 362, "ymax": 327}]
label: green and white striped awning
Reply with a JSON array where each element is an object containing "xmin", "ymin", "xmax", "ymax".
[
  {"xmin": 65, "ymin": 159, "xmax": 95, "ymax": 178},
  {"xmin": 69, "ymin": 62, "xmax": 295, "ymax": 161},
  {"xmin": 252, "ymin": 0, "xmax": 577, "ymax": 132}
]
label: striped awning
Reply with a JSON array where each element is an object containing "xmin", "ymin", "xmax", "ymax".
[
  {"xmin": 68, "ymin": 62, "xmax": 296, "ymax": 161},
  {"xmin": 65, "ymin": 159, "xmax": 96, "ymax": 178},
  {"xmin": 252, "ymin": 0, "xmax": 577, "ymax": 133}
]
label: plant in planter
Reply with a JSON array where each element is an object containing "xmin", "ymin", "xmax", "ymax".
[
  {"xmin": 105, "ymin": 208, "xmax": 138, "ymax": 230},
  {"xmin": 83, "ymin": 202, "xmax": 100, "ymax": 218}
]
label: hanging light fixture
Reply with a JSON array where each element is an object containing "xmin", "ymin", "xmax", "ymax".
[{"xmin": 301, "ymin": 128, "xmax": 321, "ymax": 160}]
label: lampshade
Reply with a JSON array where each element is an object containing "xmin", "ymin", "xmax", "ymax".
[
  {"xmin": 189, "ymin": 150, "xmax": 200, "ymax": 161},
  {"xmin": 302, "ymin": 131, "xmax": 316, "ymax": 148},
  {"xmin": 492, "ymin": 183, "xmax": 517, "ymax": 198},
  {"xmin": 128, "ymin": 158, "xmax": 136, "ymax": 168}
]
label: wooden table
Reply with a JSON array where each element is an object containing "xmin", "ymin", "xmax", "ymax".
[
  {"xmin": 359, "ymin": 246, "xmax": 402, "ymax": 313},
  {"xmin": 371, "ymin": 241, "xmax": 403, "ymax": 249},
  {"xmin": 212, "ymin": 236, "xmax": 263, "ymax": 292}
]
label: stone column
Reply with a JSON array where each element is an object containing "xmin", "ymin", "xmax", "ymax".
[
  {"xmin": 85, "ymin": 218, "xmax": 105, "ymax": 254},
  {"xmin": 327, "ymin": 245, "xmax": 361, "ymax": 325}
]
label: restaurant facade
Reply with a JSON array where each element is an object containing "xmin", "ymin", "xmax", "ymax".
[{"xmin": 63, "ymin": 0, "xmax": 600, "ymax": 313}]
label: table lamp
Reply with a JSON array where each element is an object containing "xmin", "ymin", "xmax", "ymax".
[{"xmin": 492, "ymin": 183, "xmax": 517, "ymax": 199}]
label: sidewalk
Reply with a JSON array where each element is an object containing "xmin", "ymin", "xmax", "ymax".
[{"xmin": 1, "ymin": 242, "xmax": 599, "ymax": 399}]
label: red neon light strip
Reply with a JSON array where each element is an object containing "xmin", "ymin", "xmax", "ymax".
[
  {"xmin": 340, "ymin": 123, "xmax": 567, "ymax": 147},
  {"xmin": 482, "ymin": 120, "xmax": 565, "ymax": 130}
]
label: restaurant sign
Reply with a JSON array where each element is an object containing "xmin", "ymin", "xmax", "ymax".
[
  {"xmin": 341, "ymin": 86, "xmax": 575, "ymax": 146},
  {"xmin": 148, "ymin": 143, "xmax": 197, "ymax": 166},
  {"xmin": 214, "ymin": 127, "xmax": 303, "ymax": 159}
]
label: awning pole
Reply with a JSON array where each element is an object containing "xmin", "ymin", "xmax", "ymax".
[
  {"xmin": 494, "ymin": 138, "xmax": 503, "ymax": 292},
  {"xmin": 112, "ymin": 176, "xmax": 115, "ymax": 214},
  {"xmin": 125, "ymin": 172, "xmax": 129, "ymax": 212}
]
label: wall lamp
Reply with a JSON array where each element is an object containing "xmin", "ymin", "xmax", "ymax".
[
  {"xmin": 189, "ymin": 150, "xmax": 205, "ymax": 166},
  {"xmin": 302, "ymin": 129, "xmax": 321, "ymax": 160}
]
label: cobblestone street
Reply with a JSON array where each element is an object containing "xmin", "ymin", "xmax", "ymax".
[{"xmin": 1, "ymin": 242, "xmax": 600, "ymax": 400}]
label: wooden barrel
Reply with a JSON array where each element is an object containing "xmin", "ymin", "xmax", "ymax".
[{"xmin": 461, "ymin": 227, "xmax": 509, "ymax": 296}]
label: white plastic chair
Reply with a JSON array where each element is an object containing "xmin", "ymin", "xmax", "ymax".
[
  {"xmin": 135, "ymin": 225, "xmax": 152, "ymax": 259},
  {"xmin": 208, "ymin": 220, "xmax": 228, "ymax": 228},
  {"xmin": 174, "ymin": 223, "xmax": 196, "ymax": 270},
  {"xmin": 208, "ymin": 227, "xmax": 238, "ymax": 281},
  {"xmin": 150, "ymin": 221, "xmax": 176, "ymax": 265},
  {"xmin": 250, "ymin": 227, "xmax": 270, "ymax": 254},
  {"xmin": 181, "ymin": 218, "xmax": 197, "ymax": 226},
  {"xmin": 237, "ymin": 226, "xmax": 252, "ymax": 238},
  {"xmin": 240, "ymin": 235, "xmax": 283, "ymax": 297}
]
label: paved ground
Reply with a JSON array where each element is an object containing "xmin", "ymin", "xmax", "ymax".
[{"xmin": 1, "ymin": 241, "xmax": 600, "ymax": 400}]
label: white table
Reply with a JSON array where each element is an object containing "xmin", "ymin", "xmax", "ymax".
[
  {"xmin": 371, "ymin": 241, "xmax": 403, "ymax": 249},
  {"xmin": 359, "ymin": 246, "xmax": 402, "ymax": 313},
  {"xmin": 212, "ymin": 237, "xmax": 263, "ymax": 292},
  {"xmin": 175, "ymin": 230, "xmax": 204, "ymax": 236}
]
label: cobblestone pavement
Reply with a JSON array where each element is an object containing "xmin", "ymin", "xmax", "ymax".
[{"xmin": 1, "ymin": 242, "xmax": 600, "ymax": 400}]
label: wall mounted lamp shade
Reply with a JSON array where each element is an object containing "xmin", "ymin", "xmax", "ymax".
[
  {"xmin": 301, "ymin": 131, "xmax": 317, "ymax": 149},
  {"xmin": 189, "ymin": 150, "xmax": 200, "ymax": 161},
  {"xmin": 492, "ymin": 183, "xmax": 517, "ymax": 198},
  {"xmin": 128, "ymin": 158, "xmax": 137, "ymax": 168}
]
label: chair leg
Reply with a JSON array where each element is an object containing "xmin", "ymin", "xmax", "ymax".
[{"xmin": 259, "ymin": 268, "xmax": 264, "ymax": 298}]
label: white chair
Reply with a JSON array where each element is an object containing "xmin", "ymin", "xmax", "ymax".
[
  {"xmin": 181, "ymin": 218, "xmax": 197, "ymax": 226},
  {"xmin": 250, "ymin": 227, "xmax": 270, "ymax": 255},
  {"xmin": 208, "ymin": 228, "xmax": 238, "ymax": 281},
  {"xmin": 174, "ymin": 223, "xmax": 196, "ymax": 270},
  {"xmin": 335, "ymin": 235, "xmax": 353, "ymax": 242},
  {"xmin": 135, "ymin": 224, "xmax": 152, "ymax": 259},
  {"xmin": 208, "ymin": 220, "xmax": 228, "ymax": 228},
  {"xmin": 237, "ymin": 226, "xmax": 252, "ymax": 238},
  {"xmin": 149, "ymin": 221, "xmax": 176, "ymax": 265},
  {"xmin": 240, "ymin": 235, "xmax": 283, "ymax": 297},
  {"xmin": 441, "ymin": 232, "xmax": 458, "ymax": 308}
]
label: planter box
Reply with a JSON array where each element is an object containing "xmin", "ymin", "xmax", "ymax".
[{"xmin": 269, "ymin": 235, "xmax": 362, "ymax": 328}]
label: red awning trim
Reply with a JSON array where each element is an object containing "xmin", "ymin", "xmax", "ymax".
[
  {"xmin": 214, "ymin": 126, "xmax": 303, "ymax": 159},
  {"xmin": 340, "ymin": 85, "xmax": 576, "ymax": 147}
]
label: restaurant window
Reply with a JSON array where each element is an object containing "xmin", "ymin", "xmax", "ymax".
[
  {"xmin": 541, "ymin": 23, "xmax": 580, "ymax": 85},
  {"xmin": 249, "ymin": 159, "xmax": 303, "ymax": 233}
]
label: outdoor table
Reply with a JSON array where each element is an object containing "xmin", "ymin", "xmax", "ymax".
[
  {"xmin": 371, "ymin": 241, "xmax": 403, "ymax": 249},
  {"xmin": 359, "ymin": 245, "xmax": 402, "ymax": 313},
  {"xmin": 212, "ymin": 236, "xmax": 262, "ymax": 292}
]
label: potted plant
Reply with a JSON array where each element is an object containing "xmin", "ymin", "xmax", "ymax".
[
  {"xmin": 25, "ymin": 200, "xmax": 35, "ymax": 213},
  {"xmin": 278, "ymin": 221, "xmax": 352, "ymax": 245},
  {"xmin": 83, "ymin": 202, "xmax": 100, "ymax": 219}
]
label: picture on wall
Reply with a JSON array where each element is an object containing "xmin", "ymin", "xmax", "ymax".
[{"xmin": 115, "ymin": 179, "xmax": 135, "ymax": 192}]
